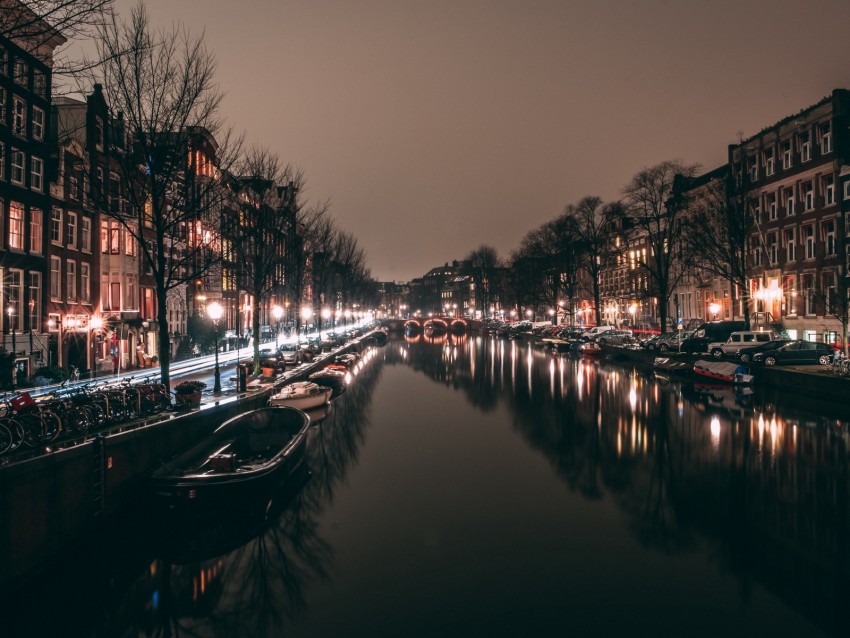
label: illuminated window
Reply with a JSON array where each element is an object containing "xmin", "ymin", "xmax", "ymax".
[
  {"xmin": 8, "ymin": 201, "xmax": 23, "ymax": 249},
  {"xmin": 29, "ymin": 208, "xmax": 42, "ymax": 255}
]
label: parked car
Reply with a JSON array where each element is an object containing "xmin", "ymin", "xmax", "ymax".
[
  {"xmin": 680, "ymin": 321, "xmax": 748, "ymax": 353},
  {"xmin": 708, "ymin": 331, "xmax": 774, "ymax": 358},
  {"xmin": 594, "ymin": 329, "xmax": 634, "ymax": 345},
  {"xmin": 277, "ymin": 342, "xmax": 309, "ymax": 365},
  {"xmin": 735, "ymin": 339, "xmax": 792, "ymax": 363},
  {"xmin": 643, "ymin": 330, "xmax": 693, "ymax": 352},
  {"xmin": 580, "ymin": 325, "xmax": 616, "ymax": 341},
  {"xmin": 751, "ymin": 340, "xmax": 836, "ymax": 366}
]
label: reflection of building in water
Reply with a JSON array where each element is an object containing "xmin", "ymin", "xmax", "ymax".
[{"xmin": 395, "ymin": 335, "xmax": 850, "ymax": 635}]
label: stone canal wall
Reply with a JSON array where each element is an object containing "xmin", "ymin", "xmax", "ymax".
[{"xmin": 0, "ymin": 389, "xmax": 270, "ymax": 590}]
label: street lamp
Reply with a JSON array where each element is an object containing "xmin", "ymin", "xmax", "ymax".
[
  {"xmin": 628, "ymin": 303, "xmax": 637, "ymax": 327},
  {"xmin": 207, "ymin": 301, "xmax": 223, "ymax": 395},
  {"xmin": 272, "ymin": 304, "xmax": 283, "ymax": 346},
  {"xmin": 709, "ymin": 301, "xmax": 721, "ymax": 321}
]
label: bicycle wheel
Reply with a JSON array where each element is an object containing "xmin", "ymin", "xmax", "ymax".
[
  {"xmin": 1, "ymin": 418, "xmax": 24, "ymax": 451},
  {"xmin": 39, "ymin": 410, "xmax": 63, "ymax": 443},
  {"xmin": 63, "ymin": 407, "xmax": 91, "ymax": 435},
  {"xmin": 20, "ymin": 414, "xmax": 45, "ymax": 447},
  {"xmin": 0, "ymin": 421, "xmax": 12, "ymax": 455}
]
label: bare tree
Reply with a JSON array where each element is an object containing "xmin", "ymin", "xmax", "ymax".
[
  {"xmin": 681, "ymin": 164, "xmax": 753, "ymax": 328},
  {"xmin": 94, "ymin": 4, "xmax": 240, "ymax": 388},
  {"xmin": 622, "ymin": 160, "xmax": 699, "ymax": 334},
  {"xmin": 230, "ymin": 148, "xmax": 298, "ymax": 373},
  {"xmin": 308, "ymin": 215, "xmax": 338, "ymax": 332},
  {"xmin": 564, "ymin": 196, "xmax": 622, "ymax": 325},
  {"xmin": 465, "ymin": 245, "xmax": 501, "ymax": 318}
]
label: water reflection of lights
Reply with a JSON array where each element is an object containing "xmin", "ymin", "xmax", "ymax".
[
  {"xmin": 549, "ymin": 358, "xmax": 556, "ymax": 397},
  {"xmin": 628, "ymin": 383, "xmax": 637, "ymax": 412},
  {"xmin": 710, "ymin": 416, "xmax": 721, "ymax": 451}
]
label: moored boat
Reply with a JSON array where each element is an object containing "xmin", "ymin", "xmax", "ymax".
[
  {"xmin": 579, "ymin": 341, "xmax": 603, "ymax": 357},
  {"xmin": 269, "ymin": 381, "xmax": 333, "ymax": 410},
  {"xmin": 148, "ymin": 406, "xmax": 310, "ymax": 512},
  {"xmin": 653, "ymin": 356, "xmax": 693, "ymax": 375},
  {"xmin": 693, "ymin": 359, "xmax": 753, "ymax": 384},
  {"xmin": 309, "ymin": 367, "xmax": 348, "ymax": 395}
]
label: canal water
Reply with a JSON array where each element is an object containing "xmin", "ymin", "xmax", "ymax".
[{"xmin": 5, "ymin": 334, "xmax": 850, "ymax": 637}]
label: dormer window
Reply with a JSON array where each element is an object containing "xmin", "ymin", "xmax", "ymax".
[{"xmin": 748, "ymin": 156, "xmax": 758, "ymax": 182}]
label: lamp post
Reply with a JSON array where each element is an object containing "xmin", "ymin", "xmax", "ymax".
[
  {"xmin": 6, "ymin": 305, "xmax": 16, "ymax": 355},
  {"xmin": 628, "ymin": 303, "xmax": 637, "ymax": 328},
  {"xmin": 321, "ymin": 307, "xmax": 331, "ymax": 335},
  {"xmin": 272, "ymin": 304, "xmax": 283, "ymax": 347},
  {"xmin": 90, "ymin": 316, "xmax": 103, "ymax": 379},
  {"xmin": 208, "ymin": 301, "xmax": 223, "ymax": 395},
  {"xmin": 301, "ymin": 306, "xmax": 313, "ymax": 341}
]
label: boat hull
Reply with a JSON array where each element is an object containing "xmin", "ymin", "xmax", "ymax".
[{"xmin": 147, "ymin": 406, "xmax": 311, "ymax": 513}]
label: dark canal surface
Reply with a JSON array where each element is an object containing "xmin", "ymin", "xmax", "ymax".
[{"xmin": 5, "ymin": 334, "xmax": 850, "ymax": 637}]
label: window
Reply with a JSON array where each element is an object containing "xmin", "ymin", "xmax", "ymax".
[
  {"xmin": 31, "ymin": 107, "xmax": 44, "ymax": 140},
  {"xmin": 803, "ymin": 274, "xmax": 815, "ymax": 315},
  {"xmin": 49, "ymin": 256, "xmax": 61, "ymax": 300},
  {"xmin": 824, "ymin": 220, "xmax": 836, "ymax": 256},
  {"xmin": 28, "ymin": 272, "xmax": 40, "ymax": 331},
  {"xmin": 69, "ymin": 175, "xmax": 78, "ymax": 200},
  {"xmin": 782, "ymin": 142, "xmax": 792, "ymax": 169},
  {"xmin": 125, "ymin": 229, "xmax": 136, "ymax": 256},
  {"xmin": 108, "ymin": 173, "xmax": 120, "ymax": 212},
  {"xmin": 30, "ymin": 156, "xmax": 43, "ymax": 192},
  {"xmin": 768, "ymin": 233, "xmax": 778, "ymax": 265},
  {"xmin": 821, "ymin": 123, "xmax": 832, "ymax": 154},
  {"xmin": 81, "ymin": 217, "xmax": 91, "ymax": 252},
  {"xmin": 8, "ymin": 201, "xmax": 24, "ymax": 250},
  {"xmin": 0, "ymin": 87, "xmax": 6, "ymax": 123},
  {"xmin": 767, "ymin": 193, "xmax": 777, "ymax": 220},
  {"xmin": 94, "ymin": 167, "xmax": 104, "ymax": 204},
  {"xmin": 13, "ymin": 59, "xmax": 27, "ymax": 87},
  {"xmin": 0, "ymin": 141, "xmax": 5, "ymax": 180},
  {"xmin": 824, "ymin": 175, "xmax": 835, "ymax": 205},
  {"xmin": 67, "ymin": 211, "xmax": 77, "ymax": 248},
  {"xmin": 94, "ymin": 117, "xmax": 104, "ymax": 151},
  {"xmin": 29, "ymin": 208, "xmax": 42, "ymax": 255},
  {"xmin": 33, "ymin": 70, "xmax": 46, "ymax": 98},
  {"xmin": 50, "ymin": 208, "xmax": 62, "ymax": 245},
  {"xmin": 10, "ymin": 148, "xmax": 24, "ymax": 185},
  {"xmin": 752, "ymin": 236, "xmax": 762, "ymax": 266},
  {"xmin": 12, "ymin": 96, "xmax": 25, "ymax": 136},
  {"xmin": 805, "ymin": 225, "xmax": 815, "ymax": 259},
  {"xmin": 800, "ymin": 133, "xmax": 811, "ymax": 162},
  {"xmin": 66, "ymin": 260, "xmax": 76, "ymax": 302},
  {"xmin": 845, "ymin": 180, "xmax": 850, "ymax": 201},
  {"xmin": 803, "ymin": 182, "xmax": 814, "ymax": 211},
  {"xmin": 784, "ymin": 188, "xmax": 795, "ymax": 215},
  {"xmin": 0, "ymin": 47, "xmax": 7, "ymax": 76},
  {"xmin": 749, "ymin": 156, "xmax": 758, "ymax": 182},
  {"xmin": 6, "ymin": 269, "xmax": 22, "ymax": 325},
  {"xmin": 764, "ymin": 149, "xmax": 775, "ymax": 176},
  {"xmin": 80, "ymin": 263, "xmax": 90, "ymax": 303},
  {"xmin": 784, "ymin": 228, "xmax": 795, "ymax": 262}
]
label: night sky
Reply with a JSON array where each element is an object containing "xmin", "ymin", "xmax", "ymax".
[{"xmin": 110, "ymin": 0, "xmax": 850, "ymax": 281}]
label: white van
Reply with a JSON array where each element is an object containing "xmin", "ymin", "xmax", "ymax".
[
  {"xmin": 581, "ymin": 325, "xmax": 616, "ymax": 340},
  {"xmin": 708, "ymin": 331, "xmax": 773, "ymax": 358}
]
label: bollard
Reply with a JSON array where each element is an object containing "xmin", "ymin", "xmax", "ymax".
[{"xmin": 237, "ymin": 363, "xmax": 248, "ymax": 393}]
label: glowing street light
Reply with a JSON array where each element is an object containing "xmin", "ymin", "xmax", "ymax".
[
  {"xmin": 207, "ymin": 301, "xmax": 223, "ymax": 394},
  {"xmin": 709, "ymin": 301, "xmax": 721, "ymax": 320},
  {"xmin": 272, "ymin": 305, "xmax": 283, "ymax": 346}
]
